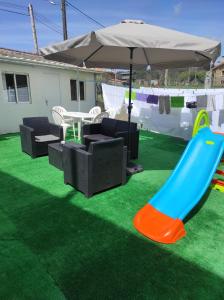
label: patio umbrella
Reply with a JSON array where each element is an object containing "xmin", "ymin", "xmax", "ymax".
[{"xmin": 41, "ymin": 20, "xmax": 221, "ymax": 173}]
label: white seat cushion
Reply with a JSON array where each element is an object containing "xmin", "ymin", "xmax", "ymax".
[{"xmin": 35, "ymin": 134, "xmax": 60, "ymax": 143}]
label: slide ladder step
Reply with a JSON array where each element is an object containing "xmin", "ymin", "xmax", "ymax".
[
  {"xmin": 216, "ymin": 170, "xmax": 224, "ymax": 176},
  {"xmin": 212, "ymin": 179, "xmax": 224, "ymax": 186},
  {"xmin": 211, "ymin": 179, "xmax": 224, "ymax": 192},
  {"xmin": 211, "ymin": 157, "xmax": 224, "ymax": 192}
]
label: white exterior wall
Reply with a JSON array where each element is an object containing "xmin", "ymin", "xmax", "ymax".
[{"xmin": 0, "ymin": 61, "xmax": 96, "ymax": 134}]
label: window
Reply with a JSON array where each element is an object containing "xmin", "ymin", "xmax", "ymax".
[
  {"xmin": 222, "ymin": 70, "xmax": 224, "ymax": 76},
  {"xmin": 70, "ymin": 79, "xmax": 85, "ymax": 101},
  {"xmin": 79, "ymin": 81, "xmax": 85, "ymax": 100},
  {"xmin": 70, "ymin": 79, "xmax": 77, "ymax": 101},
  {"xmin": 4, "ymin": 73, "xmax": 16, "ymax": 102},
  {"xmin": 2, "ymin": 73, "xmax": 31, "ymax": 103}
]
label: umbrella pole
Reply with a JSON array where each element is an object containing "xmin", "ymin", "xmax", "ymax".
[
  {"xmin": 127, "ymin": 47, "xmax": 134, "ymax": 152},
  {"xmin": 126, "ymin": 47, "xmax": 143, "ymax": 175}
]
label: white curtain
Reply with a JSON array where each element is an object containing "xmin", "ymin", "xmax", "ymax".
[{"xmin": 102, "ymin": 83, "xmax": 126, "ymax": 113}]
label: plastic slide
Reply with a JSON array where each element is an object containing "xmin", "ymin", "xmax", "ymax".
[{"xmin": 134, "ymin": 127, "xmax": 224, "ymax": 244}]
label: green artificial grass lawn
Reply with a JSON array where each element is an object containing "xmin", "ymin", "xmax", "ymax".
[{"xmin": 1, "ymin": 131, "xmax": 224, "ymax": 300}]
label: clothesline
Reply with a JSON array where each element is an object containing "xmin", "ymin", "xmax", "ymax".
[
  {"xmin": 140, "ymin": 87, "xmax": 224, "ymax": 96},
  {"xmin": 102, "ymin": 83, "xmax": 224, "ymax": 140},
  {"xmin": 124, "ymin": 91, "xmax": 223, "ymax": 112},
  {"xmin": 102, "ymin": 83, "xmax": 224, "ymax": 111}
]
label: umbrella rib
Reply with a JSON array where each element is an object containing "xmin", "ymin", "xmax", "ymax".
[
  {"xmin": 142, "ymin": 48, "xmax": 150, "ymax": 65},
  {"xmin": 82, "ymin": 45, "xmax": 104, "ymax": 65},
  {"xmin": 195, "ymin": 51, "xmax": 211, "ymax": 61}
]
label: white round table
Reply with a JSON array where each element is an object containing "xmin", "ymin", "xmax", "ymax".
[{"xmin": 63, "ymin": 111, "xmax": 94, "ymax": 140}]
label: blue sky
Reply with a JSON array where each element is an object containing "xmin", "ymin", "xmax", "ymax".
[{"xmin": 0, "ymin": 0, "xmax": 223, "ymax": 59}]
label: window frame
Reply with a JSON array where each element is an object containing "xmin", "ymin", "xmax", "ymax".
[
  {"xmin": 79, "ymin": 80, "xmax": 85, "ymax": 101},
  {"xmin": 2, "ymin": 71, "xmax": 31, "ymax": 104},
  {"xmin": 70, "ymin": 79, "xmax": 78, "ymax": 101},
  {"xmin": 70, "ymin": 79, "xmax": 86, "ymax": 101}
]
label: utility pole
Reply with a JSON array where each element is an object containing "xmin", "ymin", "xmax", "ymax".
[
  {"xmin": 28, "ymin": 3, "xmax": 39, "ymax": 54},
  {"xmin": 61, "ymin": 0, "xmax": 68, "ymax": 40}
]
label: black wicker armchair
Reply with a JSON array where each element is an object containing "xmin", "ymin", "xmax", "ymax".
[
  {"xmin": 20, "ymin": 117, "xmax": 63, "ymax": 158},
  {"xmin": 82, "ymin": 118, "xmax": 139, "ymax": 160},
  {"xmin": 63, "ymin": 138, "xmax": 127, "ymax": 197}
]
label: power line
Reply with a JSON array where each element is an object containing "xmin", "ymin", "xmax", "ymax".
[
  {"xmin": 0, "ymin": 7, "xmax": 28, "ymax": 16},
  {"xmin": 42, "ymin": 0, "xmax": 105, "ymax": 32},
  {"xmin": 0, "ymin": 1, "xmax": 106, "ymax": 36},
  {"xmin": 0, "ymin": 1, "xmax": 27, "ymax": 11},
  {"xmin": 0, "ymin": 1, "xmax": 62, "ymax": 33},
  {"xmin": 66, "ymin": 0, "xmax": 105, "ymax": 28},
  {"xmin": 0, "ymin": 5, "xmax": 62, "ymax": 36},
  {"xmin": 35, "ymin": 12, "xmax": 62, "ymax": 32},
  {"xmin": 35, "ymin": 16, "xmax": 63, "ymax": 36}
]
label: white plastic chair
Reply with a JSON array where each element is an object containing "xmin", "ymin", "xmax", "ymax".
[
  {"xmin": 84, "ymin": 112, "xmax": 109, "ymax": 124},
  {"xmin": 106, "ymin": 108, "xmax": 116, "ymax": 119},
  {"xmin": 82, "ymin": 106, "xmax": 102, "ymax": 125},
  {"xmin": 89, "ymin": 106, "xmax": 101, "ymax": 116},
  {"xmin": 52, "ymin": 106, "xmax": 76, "ymax": 141}
]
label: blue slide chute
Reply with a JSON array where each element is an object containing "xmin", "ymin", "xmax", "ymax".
[{"xmin": 134, "ymin": 127, "xmax": 224, "ymax": 244}]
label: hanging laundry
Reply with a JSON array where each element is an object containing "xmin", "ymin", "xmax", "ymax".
[
  {"xmin": 211, "ymin": 110, "xmax": 224, "ymax": 127},
  {"xmin": 170, "ymin": 96, "xmax": 184, "ymax": 108},
  {"xmin": 164, "ymin": 96, "xmax": 171, "ymax": 114},
  {"xmin": 206, "ymin": 95, "xmax": 214, "ymax": 111},
  {"xmin": 186, "ymin": 102, "xmax": 197, "ymax": 108},
  {"xmin": 196, "ymin": 95, "xmax": 207, "ymax": 108},
  {"xmin": 146, "ymin": 94, "xmax": 159, "ymax": 105},
  {"xmin": 185, "ymin": 95, "xmax": 197, "ymax": 102},
  {"xmin": 125, "ymin": 90, "xmax": 136, "ymax": 100},
  {"xmin": 159, "ymin": 95, "xmax": 170, "ymax": 114},
  {"xmin": 218, "ymin": 110, "xmax": 224, "ymax": 127},
  {"xmin": 215, "ymin": 94, "xmax": 224, "ymax": 110},
  {"xmin": 159, "ymin": 96, "xmax": 164, "ymax": 114},
  {"xmin": 136, "ymin": 93, "xmax": 148, "ymax": 102}
]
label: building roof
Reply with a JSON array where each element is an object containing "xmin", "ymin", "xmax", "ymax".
[{"xmin": 0, "ymin": 47, "xmax": 103, "ymax": 73}]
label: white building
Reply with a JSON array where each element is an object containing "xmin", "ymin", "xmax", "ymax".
[{"xmin": 0, "ymin": 48, "xmax": 101, "ymax": 134}]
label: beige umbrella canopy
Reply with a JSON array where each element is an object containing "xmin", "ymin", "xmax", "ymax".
[
  {"xmin": 41, "ymin": 20, "xmax": 221, "ymax": 69},
  {"xmin": 41, "ymin": 20, "xmax": 221, "ymax": 174}
]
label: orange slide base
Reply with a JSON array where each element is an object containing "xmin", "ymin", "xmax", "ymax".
[{"xmin": 134, "ymin": 204, "xmax": 186, "ymax": 244}]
